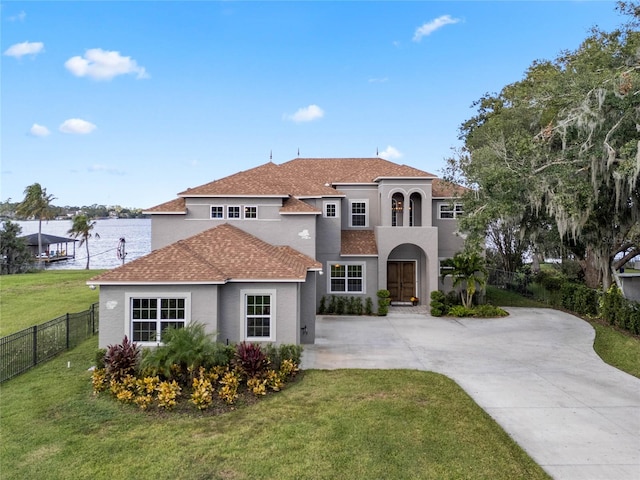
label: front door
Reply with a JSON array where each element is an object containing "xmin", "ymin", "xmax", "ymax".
[{"xmin": 387, "ymin": 261, "xmax": 416, "ymax": 302}]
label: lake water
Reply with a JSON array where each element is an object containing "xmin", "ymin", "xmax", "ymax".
[{"xmin": 15, "ymin": 218, "xmax": 151, "ymax": 270}]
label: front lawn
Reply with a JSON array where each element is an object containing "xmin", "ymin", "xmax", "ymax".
[{"xmin": 0, "ymin": 337, "xmax": 549, "ymax": 480}]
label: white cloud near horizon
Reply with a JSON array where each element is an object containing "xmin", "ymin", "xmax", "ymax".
[
  {"xmin": 3, "ymin": 41, "xmax": 44, "ymax": 58},
  {"xmin": 379, "ymin": 145, "xmax": 403, "ymax": 160},
  {"xmin": 8, "ymin": 11, "xmax": 27, "ymax": 22},
  {"xmin": 30, "ymin": 123, "xmax": 51, "ymax": 137},
  {"xmin": 284, "ymin": 104, "xmax": 324, "ymax": 123},
  {"xmin": 88, "ymin": 164, "xmax": 125, "ymax": 175},
  {"xmin": 413, "ymin": 15, "xmax": 461, "ymax": 42},
  {"xmin": 64, "ymin": 48, "xmax": 149, "ymax": 81},
  {"xmin": 59, "ymin": 118, "xmax": 97, "ymax": 134}
]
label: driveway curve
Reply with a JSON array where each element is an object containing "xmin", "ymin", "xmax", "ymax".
[{"xmin": 301, "ymin": 307, "xmax": 640, "ymax": 480}]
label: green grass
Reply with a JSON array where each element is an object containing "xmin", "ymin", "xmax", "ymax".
[
  {"xmin": 485, "ymin": 285, "xmax": 548, "ymax": 308},
  {"xmin": 0, "ymin": 337, "xmax": 549, "ymax": 480},
  {"xmin": 0, "ymin": 270, "xmax": 103, "ymax": 336},
  {"xmin": 590, "ymin": 320, "xmax": 640, "ymax": 378}
]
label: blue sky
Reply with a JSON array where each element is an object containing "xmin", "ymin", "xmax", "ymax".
[{"xmin": 1, "ymin": 1, "xmax": 625, "ymax": 209}]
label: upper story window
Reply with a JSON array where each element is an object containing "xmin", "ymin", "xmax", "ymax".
[
  {"xmin": 324, "ymin": 201, "xmax": 338, "ymax": 218},
  {"xmin": 350, "ymin": 200, "xmax": 368, "ymax": 227},
  {"xmin": 227, "ymin": 206, "xmax": 241, "ymax": 219},
  {"xmin": 130, "ymin": 296, "xmax": 188, "ymax": 344},
  {"xmin": 438, "ymin": 202, "xmax": 464, "ymax": 219},
  {"xmin": 244, "ymin": 206, "xmax": 257, "ymax": 219},
  {"xmin": 211, "ymin": 206, "xmax": 224, "ymax": 219},
  {"xmin": 211, "ymin": 205, "xmax": 258, "ymax": 219}
]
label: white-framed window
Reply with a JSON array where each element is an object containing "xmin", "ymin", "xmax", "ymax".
[
  {"xmin": 439, "ymin": 258, "xmax": 455, "ymax": 276},
  {"xmin": 211, "ymin": 205, "xmax": 224, "ymax": 219},
  {"xmin": 438, "ymin": 202, "xmax": 464, "ymax": 219},
  {"xmin": 350, "ymin": 200, "xmax": 368, "ymax": 227},
  {"xmin": 324, "ymin": 201, "xmax": 338, "ymax": 218},
  {"xmin": 128, "ymin": 294, "xmax": 190, "ymax": 344},
  {"xmin": 329, "ymin": 263, "xmax": 365, "ymax": 293},
  {"xmin": 227, "ymin": 206, "xmax": 241, "ymax": 219},
  {"xmin": 241, "ymin": 290, "xmax": 275, "ymax": 342},
  {"xmin": 244, "ymin": 206, "xmax": 257, "ymax": 219}
]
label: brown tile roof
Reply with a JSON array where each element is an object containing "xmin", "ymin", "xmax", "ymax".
[
  {"xmin": 143, "ymin": 197, "xmax": 186, "ymax": 214},
  {"xmin": 280, "ymin": 196, "xmax": 321, "ymax": 214},
  {"xmin": 341, "ymin": 230, "xmax": 378, "ymax": 256},
  {"xmin": 283, "ymin": 158, "xmax": 436, "ymax": 184},
  {"xmin": 432, "ymin": 179, "xmax": 467, "ymax": 198},
  {"xmin": 145, "ymin": 158, "xmax": 462, "ymax": 211},
  {"xmin": 89, "ymin": 224, "xmax": 321, "ymax": 285}
]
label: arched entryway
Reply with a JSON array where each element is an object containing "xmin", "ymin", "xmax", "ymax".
[{"xmin": 386, "ymin": 244, "xmax": 426, "ymax": 303}]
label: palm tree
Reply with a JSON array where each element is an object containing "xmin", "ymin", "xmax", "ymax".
[
  {"xmin": 16, "ymin": 183, "xmax": 56, "ymax": 267},
  {"xmin": 441, "ymin": 251, "xmax": 488, "ymax": 308},
  {"xmin": 68, "ymin": 215, "xmax": 100, "ymax": 269}
]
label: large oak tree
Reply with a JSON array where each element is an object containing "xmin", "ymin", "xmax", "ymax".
[{"xmin": 445, "ymin": 2, "xmax": 639, "ymax": 289}]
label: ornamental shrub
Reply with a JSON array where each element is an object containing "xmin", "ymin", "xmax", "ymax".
[
  {"xmin": 473, "ymin": 304, "xmax": 508, "ymax": 318},
  {"xmin": 318, "ymin": 296, "xmax": 327, "ymax": 314},
  {"xmin": 234, "ymin": 342, "xmax": 269, "ymax": 378},
  {"xmin": 141, "ymin": 323, "xmax": 232, "ymax": 385},
  {"xmin": 263, "ymin": 343, "xmax": 303, "ymax": 371},
  {"xmin": 448, "ymin": 305, "xmax": 475, "ymax": 318},
  {"xmin": 377, "ymin": 290, "xmax": 391, "ymax": 316},
  {"xmin": 157, "ymin": 380, "xmax": 182, "ymax": 410},
  {"xmin": 365, "ymin": 297, "xmax": 374, "ymax": 315},
  {"xmin": 430, "ymin": 290, "xmax": 446, "ymax": 316},
  {"xmin": 104, "ymin": 336, "xmax": 140, "ymax": 382},
  {"xmin": 219, "ymin": 370, "xmax": 240, "ymax": 404}
]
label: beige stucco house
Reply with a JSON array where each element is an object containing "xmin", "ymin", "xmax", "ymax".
[{"xmin": 89, "ymin": 157, "xmax": 465, "ymax": 347}]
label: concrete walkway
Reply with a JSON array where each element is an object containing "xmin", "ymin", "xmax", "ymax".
[{"xmin": 301, "ymin": 307, "xmax": 640, "ymax": 480}]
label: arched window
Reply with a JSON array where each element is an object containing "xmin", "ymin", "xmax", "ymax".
[
  {"xmin": 409, "ymin": 192, "xmax": 422, "ymax": 226},
  {"xmin": 391, "ymin": 192, "xmax": 405, "ymax": 226}
]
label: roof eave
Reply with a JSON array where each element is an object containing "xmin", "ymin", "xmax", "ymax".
[{"xmin": 142, "ymin": 211, "xmax": 186, "ymax": 215}]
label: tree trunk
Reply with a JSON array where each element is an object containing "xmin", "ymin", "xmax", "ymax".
[
  {"xmin": 580, "ymin": 247, "xmax": 603, "ymax": 290},
  {"xmin": 37, "ymin": 218, "xmax": 44, "ymax": 269}
]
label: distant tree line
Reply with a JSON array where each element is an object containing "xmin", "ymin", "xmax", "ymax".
[{"xmin": 0, "ymin": 199, "xmax": 147, "ymax": 220}]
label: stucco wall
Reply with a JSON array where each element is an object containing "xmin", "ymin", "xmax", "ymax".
[
  {"xmin": 98, "ymin": 284, "xmax": 219, "ymax": 348},
  {"xmin": 376, "ymin": 226, "xmax": 438, "ymax": 301},
  {"xmin": 151, "ymin": 198, "xmax": 318, "ymax": 258},
  {"xmin": 217, "ymin": 281, "xmax": 301, "ymax": 345},
  {"xmin": 378, "ymin": 179, "xmax": 433, "ymax": 227}
]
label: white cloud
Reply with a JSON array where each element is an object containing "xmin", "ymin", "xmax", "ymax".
[
  {"xmin": 8, "ymin": 11, "xmax": 27, "ymax": 22},
  {"xmin": 29, "ymin": 123, "xmax": 50, "ymax": 137},
  {"xmin": 368, "ymin": 77, "xmax": 388, "ymax": 83},
  {"xmin": 283, "ymin": 104, "xmax": 324, "ymax": 123},
  {"xmin": 413, "ymin": 15, "xmax": 461, "ymax": 42},
  {"xmin": 88, "ymin": 164, "xmax": 125, "ymax": 175},
  {"xmin": 379, "ymin": 145, "xmax": 403, "ymax": 160},
  {"xmin": 64, "ymin": 48, "xmax": 149, "ymax": 81},
  {"xmin": 59, "ymin": 118, "xmax": 97, "ymax": 134},
  {"xmin": 3, "ymin": 41, "xmax": 44, "ymax": 58}
]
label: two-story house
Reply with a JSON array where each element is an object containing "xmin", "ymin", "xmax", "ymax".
[{"xmin": 89, "ymin": 157, "xmax": 465, "ymax": 348}]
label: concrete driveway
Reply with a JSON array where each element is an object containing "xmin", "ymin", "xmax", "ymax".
[{"xmin": 301, "ymin": 307, "xmax": 640, "ymax": 480}]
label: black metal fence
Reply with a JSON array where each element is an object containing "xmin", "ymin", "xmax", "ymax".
[{"xmin": 0, "ymin": 303, "xmax": 99, "ymax": 383}]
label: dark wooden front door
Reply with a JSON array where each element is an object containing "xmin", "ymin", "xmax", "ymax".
[{"xmin": 387, "ymin": 261, "xmax": 416, "ymax": 302}]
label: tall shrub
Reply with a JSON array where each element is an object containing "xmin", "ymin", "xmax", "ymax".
[{"xmin": 377, "ymin": 289, "xmax": 391, "ymax": 316}]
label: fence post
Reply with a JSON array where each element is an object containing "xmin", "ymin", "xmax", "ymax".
[
  {"xmin": 32, "ymin": 325, "xmax": 38, "ymax": 367},
  {"xmin": 66, "ymin": 313, "xmax": 70, "ymax": 349}
]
